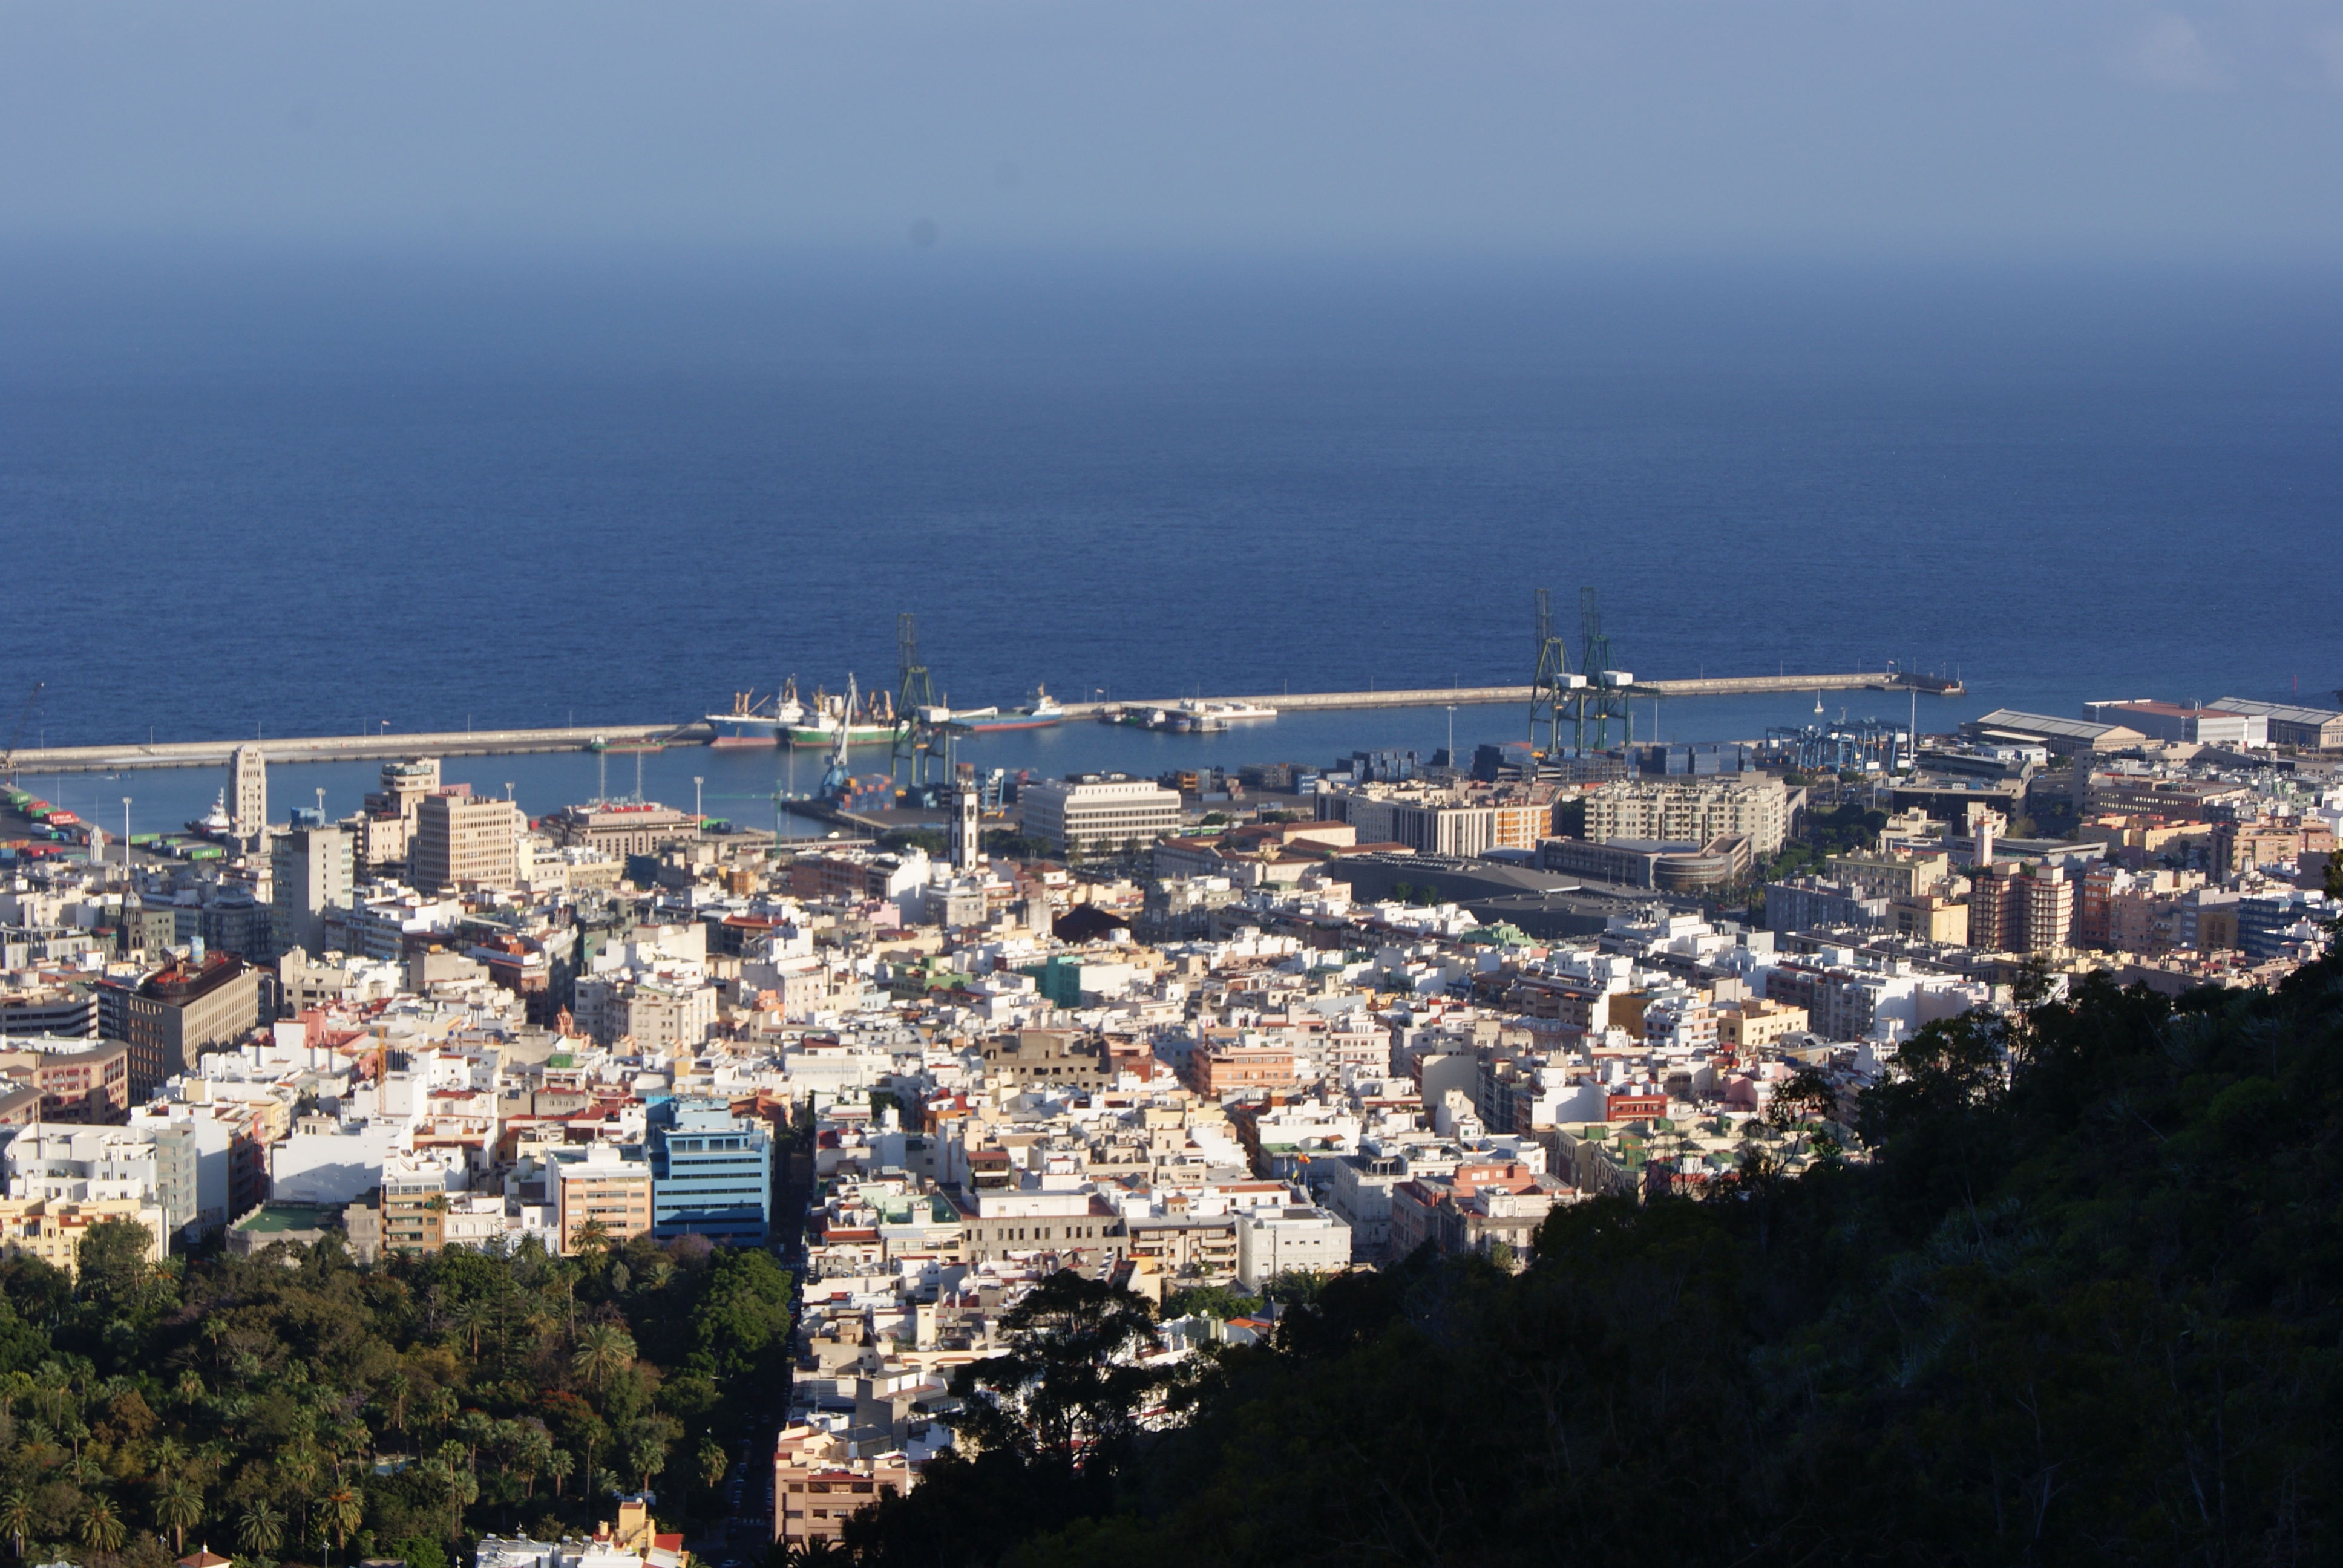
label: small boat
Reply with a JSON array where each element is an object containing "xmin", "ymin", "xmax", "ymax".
[{"xmin": 949, "ymin": 687, "xmax": 1067, "ymax": 734}]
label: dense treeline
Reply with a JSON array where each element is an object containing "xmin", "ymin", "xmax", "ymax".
[
  {"xmin": 852, "ymin": 950, "xmax": 2343, "ymax": 1566},
  {"xmin": 0, "ymin": 1226, "xmax": 793, "ymax": 1568}
]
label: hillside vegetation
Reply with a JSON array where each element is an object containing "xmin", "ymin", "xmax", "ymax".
[
  {"xmin": 0, "ymin": 1229, "xmax": 793, "ymax": 1568},
  {"xmin": 856, "ymin": 954, "xmax": 2343, "ymax": 1567}
]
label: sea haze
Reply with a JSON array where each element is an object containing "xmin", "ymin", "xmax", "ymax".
[{"xmin": 2, "ymin": 247, "xmax": 2337, "ymax": 751}]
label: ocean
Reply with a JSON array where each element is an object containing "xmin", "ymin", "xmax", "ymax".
[{"xmin": 2, "ymin": 248, "xmax": 2337, "ymax": 834}]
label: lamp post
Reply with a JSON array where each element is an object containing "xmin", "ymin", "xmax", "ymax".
[
  {"xmin": 693, "ymin": 776, "xmax": 704, "ymax": 820},
  {"xmin": 120, "ymin": 797, "xmax": 132, "ymax": 873}
]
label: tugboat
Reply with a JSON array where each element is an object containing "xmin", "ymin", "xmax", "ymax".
[{"xmin": 185, "ymin": 792, "xmax": 235, "ymax": 840}]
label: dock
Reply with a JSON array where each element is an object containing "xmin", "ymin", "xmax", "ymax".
[
  {"xmin": 7, "ymin": 672, "xmax": 1959, "ymax": 776},
  {"xmin": 9, "ymin": 722, "xmax": 699, "ymax": 776},
  {"xmin": 1060, "ymin": 670, "xmax": 1959, "ymax": 717}
]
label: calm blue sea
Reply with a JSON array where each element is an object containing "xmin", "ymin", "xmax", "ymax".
[{"xmin": 2, "ymin": 248, "xmax": 2338, "ymax": 834}]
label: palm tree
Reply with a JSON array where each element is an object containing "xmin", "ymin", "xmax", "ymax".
[
  {"xmin": 418, "ymin": 1385, "xmax": 458, "ymax": 1435},
  {"xmin": 32, "ymin": 1364, "xmax": 71, "ymax": 1427},
  {"xmin": 571, "ymin": 1325, "xmax": 637, "ymax": 1391},
  {"xmin": 237, "ymin": 1499, "xmax": 286, "ymax": 1562},
  {"xmin": 151, "ymin": 1434, "xmax": 189, "ymax": 1481},
  {"xmin": 318, "ymin": 1487, "xmax": 362, "ymax": 1568},
  {"xmin": 0, "ymin": 1371, "xmax": 31, "ymax": 1423},
  {"xmin": 279, "ymin": 1442, "xmax": 322, "ymax": 1540},
  {"xmin": 80, "ymin": 1495, "xmax": 126, "ymax": 1555},
  {"xmin": 453, "ymin": 1297, "xmax": 494, "ymax": 1360},
  {"xmin": 421, "ymin": 1452, "xmax": 476, "ymax": 1540},
  {"xmin": 784, "ymin": 1542, "xmax": 851, "ymax": 1567},
  {"xmin": 513, "ymin": 1425, "xmax": 554, "ymax": 1500},
  {"xmin": 156, "ymin": 1477, "xmax": 204, "ymax": 1555},
  {"xmin": 0, "ymin": 1488, "xmax": 30, "ymax": 1558},
  {"xmin": 566, "ymin": 1219, "xmax": 611, "ymax": 1264},
  {"xmin": 548, "ymin": 1448, "xmax": 575, "ymax": 1499},
  {"xmin": 376, "ymin": 1371, "xmax": 410, "ymax": 1440},
  {"xmin": 326, "ymin": 1417, "xmax": 373, "ymax": 1480}
]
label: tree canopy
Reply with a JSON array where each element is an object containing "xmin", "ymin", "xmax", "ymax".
[{"xmin": 0, "ymin": 1226, "xmax": 789, "ymax": 1568}]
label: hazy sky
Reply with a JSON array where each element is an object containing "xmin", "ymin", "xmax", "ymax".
[{"xmin": 4, "ymin": 1, "xmax": 2342, "ymax": 258}]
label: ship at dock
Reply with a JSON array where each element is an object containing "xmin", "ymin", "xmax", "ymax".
[
  {"xmin": 705, "ymin": 681, "xmax": 808, "ymax": 748},
  {"xmin": 1098, "ymin": 697, "xmax": 1277, "ymax": 734},
  {"xmin": 785, "ymin": 681, "xmax": 898, "ymax": 748},
  {"xmin": 943, "ymin": 686, "xmax": 1066, "ymax": 734}
]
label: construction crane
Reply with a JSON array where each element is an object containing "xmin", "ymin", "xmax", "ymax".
[
  {"xmin": 819, "ymin": 673, "xmax": 858, "ymax": 800},
  {"xmin": 891, "ymin": 612, "xmax": 944, "ymax": 786},
  {"xmin": 1525, "ymin": 589, "xmax": 1583, "ymax": 760},
  {"xmin": 1573, "ymin": 588, "xmax": 1631, "ymax": 754},
  {"xmin": 1, "ymin": 682, "xmax": 45, "ymax": 786}
]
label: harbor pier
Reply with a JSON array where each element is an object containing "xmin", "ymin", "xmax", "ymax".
[{"xmin": 8, "ymin": 671, "xmax": 1958, "ymax": 775}]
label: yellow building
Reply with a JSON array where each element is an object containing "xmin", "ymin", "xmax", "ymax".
[
  {"xmin": 1826, "ymin": 849, "xmax": 1949, "ymax": 900},
  {"xmin": 1890, "ymin": 892, "xmax": 1971, "ymax": 946},
  {"xmin": 773, "ymin": 1424, "xmax": 914, "ymax": 1551},
  {"xmin": 0, "ymin": 1197, "xmax": 167, "ymax": 1277},
  {"xmin": 1718, "ymin": 998, "xmax": 1809, "ymax": 1053}
]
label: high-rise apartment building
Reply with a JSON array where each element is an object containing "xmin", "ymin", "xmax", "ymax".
[
  {"xmin": 227, "ymin": 745, "xmax": 268, "ymax": 841},
  {"xmin": 1579, "ymin": 777, "xmax": 1789, "ymax": 856},
  {"xmin": 412, "ymin": 786, "xmax": 520, "ymax": 892},
  {"xmin": 111, "ymin": 956, "xmax": 264, "ymax": 1097},
  {"xmin": 552, "ymin": 1142, "xmax": 654, "ymax": 1253},
  {"xmin": 2025, "ymin": 864, "xmax": 2074, "ymax": 952},
  {"xmin": 355, "ymin": 757, "xmax": 441, "ymax": 874},
  {"xmin": 269, "ymin": 825, "xmax": 354, "ymax": 958},
  {"xmin": 1967, "ymin": 861, "xmax": 2073, "ymax": 955}
]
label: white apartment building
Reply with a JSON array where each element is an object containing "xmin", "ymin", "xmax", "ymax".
[
  {"xmin": 1236, "ymin": 1204, "xmax": 1352, "ymax": 1289},
  {"xmin": 1020, "ymin": 777, "xmax": 1183, "ymax": 855},
  {"xmin": 1581, "ymin": 777, "xmax": 1789, "ymax": 855},
  {"xmin": 2, "ymin": 1125, "xmax": 198, "ymax": 1238}
]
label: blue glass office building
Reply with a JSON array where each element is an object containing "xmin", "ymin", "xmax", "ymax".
[{"xmin": 647, "ymin": 1098, "xmax": 774, "ymax": 1246}]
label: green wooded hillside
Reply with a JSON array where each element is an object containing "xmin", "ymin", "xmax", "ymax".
[{"xmin": 0, "ymin": 1229, "xmax": 793, "ymax": 1568}]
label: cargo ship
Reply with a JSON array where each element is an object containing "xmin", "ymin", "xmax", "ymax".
[
  {"xmin": 785, "ymin": 682, "xmax": 898, "ymax": 748},
  {"xmin": 946, "ymin": 687, "xmax": 1066, "ymax": 734},
  {"xmin": 706, "ymin": 681, "xmax": 808, "ymax": 748}
]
